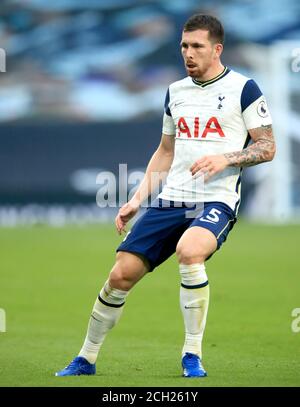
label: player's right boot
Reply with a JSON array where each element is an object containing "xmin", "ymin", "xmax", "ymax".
[
  {"xmin": 55, "ymin": 356, "xmax": 96, "ymax": 376},
  {"xmin": 182, "ymin": 352, "xmax": 207, "ymax": 377}
]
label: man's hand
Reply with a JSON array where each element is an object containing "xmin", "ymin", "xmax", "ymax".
[
  {"xmin": 115, "ymin": 199, "xmax": 140, "ymax": 235},
  {"xmin": 190, "ymin": 154, "xmax": 228, "ymax": 181}
]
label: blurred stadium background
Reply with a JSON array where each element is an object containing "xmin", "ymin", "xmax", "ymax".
[
  {"xmin": 0, "ymin": 0, "xmax": 300, "ymax": 225},
  {"xmin": 1, "ymin": 0, "xmax": 300, "ymax": 388}
]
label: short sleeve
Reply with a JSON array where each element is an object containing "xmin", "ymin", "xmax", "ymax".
[
  {"xmin": 164, "ymin": 88, "xmax": 171, "ymax": 116},
  {"xmin": 162, "ymin": 88, "xmax": 176, "ymax": 135},
  {"xmin": 241, "ymin": 79, "xmax": 272, "ymax": 129},
  {"xmin": 162, "ymin": 113, "xmax": 176, "ymax": 135}
]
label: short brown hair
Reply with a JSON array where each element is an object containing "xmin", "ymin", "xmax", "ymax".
[{"xmin": 183, "ymin": 14, "xmax": 224, "ymax": 45}]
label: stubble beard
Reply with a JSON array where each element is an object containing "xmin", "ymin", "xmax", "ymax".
[
  {"xmin": 185, "ymin": 59, "xmax": 212, "ymax": 81},
  {"xmin": 186, "ymin": 65, "xmax": 206, "ymax": 80}
]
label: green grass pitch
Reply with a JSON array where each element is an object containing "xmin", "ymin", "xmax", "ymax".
[{"xmin": 0, "ymin": 221, "xmax": 299, "ymax": 387}]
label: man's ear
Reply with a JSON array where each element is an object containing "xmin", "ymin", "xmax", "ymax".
[{"xmin": 214, "ymin": 43, "xmax": 223, "ymax": 58}]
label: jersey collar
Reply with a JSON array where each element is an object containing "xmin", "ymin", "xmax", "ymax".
[{"xmin": 192, "ymin": 66, "xmax": 230, "ymax": 88}]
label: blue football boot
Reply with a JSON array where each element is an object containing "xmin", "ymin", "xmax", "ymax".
[
  {"xmin": 182, "ymin": 352, "xmax": 207, "ymax": 377},
  {"xmin": 55, "ymin": 356, "xmax": 96, "ymax": 376}
]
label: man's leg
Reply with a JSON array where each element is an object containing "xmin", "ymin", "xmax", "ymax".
[
  {"xmin": 56, "ymin": 251, "xmax": 149, "ymax": 376},
  {"xmin": 176, "ymin": 226, "xmax": 217, "ymax": 377},
  {"xmin": 78, "ymin": 251, "xmax": 149, "ymax": 363}
]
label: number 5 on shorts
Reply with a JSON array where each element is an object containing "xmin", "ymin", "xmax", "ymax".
[{"xmin": 199, "ymin": 208, "xmax": 221, "ymax": 223}]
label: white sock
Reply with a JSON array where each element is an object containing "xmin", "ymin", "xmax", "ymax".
[
  {"xmin": 78, "ymin": 280, "xmax": 129, "ymax": 364},
  {"xmin": 179, "ymin": 263, "xmax": 209, "ymax": 359}
]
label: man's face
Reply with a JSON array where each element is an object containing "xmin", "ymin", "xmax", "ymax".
[{"xmin": 181, "ymin": 29, "xmax": 220, "ymax": 78}]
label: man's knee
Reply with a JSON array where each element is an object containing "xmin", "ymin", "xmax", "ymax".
[
  {"xmin": 109, "ymin": 252, "xmax": 148, "ymax": 291},
  {"xmin": 176, "ymin": 227, "xmax": 217, "ymax": 264},
  {"xmin": 176, "ymin": 241, "xmax": 208, "ymax": 264}
]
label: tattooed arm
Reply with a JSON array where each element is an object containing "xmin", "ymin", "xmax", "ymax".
[
  {"xmin": 190, "ymin": 124, "xmax": 276, "ymax": 179},
  {"xmin": 224, "ymin": 124, "xmax": 276, "ymax": 167}
]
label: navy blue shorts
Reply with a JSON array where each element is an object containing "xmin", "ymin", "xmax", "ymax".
[{"xmin": 117, "ymin": 199, "xmax": 236, "ymax": 271}]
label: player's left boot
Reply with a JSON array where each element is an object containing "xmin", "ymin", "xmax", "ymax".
[
  {"xmin": 55, "ymin": 356, "xmax": 96, "ymax": 376},
  {"xmin": 182, "ymin": 352, "xmax": 207, "ymax": 377}
]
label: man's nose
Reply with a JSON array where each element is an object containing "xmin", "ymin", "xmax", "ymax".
[{"xmin": 186, "ymin": 47, "xmax": 194, "ymax": 59}]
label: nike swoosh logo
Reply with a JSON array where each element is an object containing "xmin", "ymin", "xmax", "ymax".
[
  {"xmin": 184, "ymin": 306, "xmax": 202, "ymax": 309},
  {"xmin": 91, "ymin": 314, "xmax": 102, "ymax": 323},
  {"xmin": 199, "ymin": 218, "xmax": 216, "ymax": 224},
  {"xmin": 174, "ymin": 101, "xmax": 185, "ymax": 107}
]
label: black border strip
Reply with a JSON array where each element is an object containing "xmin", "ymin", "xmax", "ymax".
[
  {"xmin": 181, "ymin": 281, "xmax": 209, "ymax": 289},
  {"xmin": 98, "ymin": 295, "xmax": 125, "ymax": 308}
]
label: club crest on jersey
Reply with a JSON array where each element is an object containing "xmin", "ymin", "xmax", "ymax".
[
  {"xmin": 177, "ymin": 116, "xmax": 225, "ymax": 138},
  {"xmin": 257, "ymin": 100, "xmax": 269, "ymax": 118},
  {"xmin": 218, "ymin": 95, "xmax": 225, "ymax": 109}
]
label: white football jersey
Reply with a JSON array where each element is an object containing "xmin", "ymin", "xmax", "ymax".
[{"xmin": 159, "ymin": 67, "xmax": 272, "ymax": 213}]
